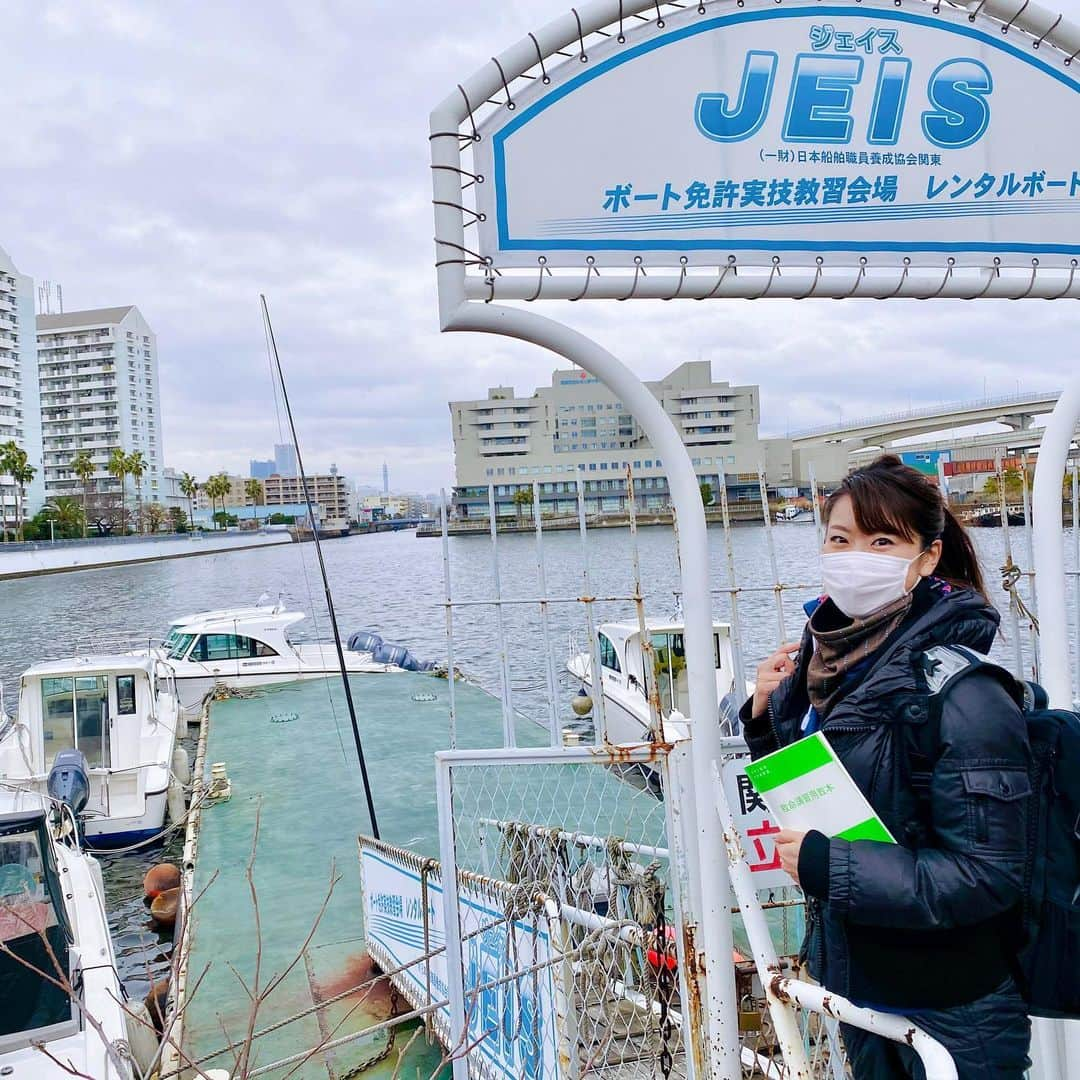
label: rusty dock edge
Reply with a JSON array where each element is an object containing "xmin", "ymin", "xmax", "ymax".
[{"xmin": 161, "ymin": 702, "xmax": 212, "ymax": 1080}]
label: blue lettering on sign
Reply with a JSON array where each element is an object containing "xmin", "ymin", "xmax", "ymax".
[
  {"xmin": 695, "ymin": 50, "xmax": 777, "ymax": 142},
  {"xmin": 783, "ymin": 54, "xmax": 863, "ymax": 143},
  {"xmin": 695, "ymin": 36, "xmax": 992, "ymax": 147},
  {"xmin": 921, "ymin": 58, "xmax": 993, "ymax": 148},
  {"xmin": 868, "ymin": 58, "xmax": 911, "ymax": 144}
]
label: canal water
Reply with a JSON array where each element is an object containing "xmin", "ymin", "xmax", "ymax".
[{"xmin": 0, "ymin": 520, "xmax": 1069, "ymax": 1000}]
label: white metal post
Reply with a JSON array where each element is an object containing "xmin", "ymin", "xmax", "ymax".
[
  {"xmin": 1030, "ymin": 378, "xmax": 1080, "ymax": 1080},
  {"xmin": 440, "ymin": 489, "xmax": 457, "ymax": 749},
  {"xmin": 576, "ymin": 478, "xmax": 609, "ymax": 744},
  {"xmin": 487, "ymin": 484, "xmax": 517, "ymax": 748},
  {"xmin": 1073, "ymin": 464, "xmax": 1080, "ymax": 706},
  {"xmin": 532, "ymin": 480, "xmax": 562, "ymax": 746},
  {"xmin": 434, "ymin": 300, "xmax": 742, "ymax": 1076},
  {"xmin": 435, "ymin": 756, "xmax": 470, "ymax": 1080},
  {"xmin": 757, "ymin": 464, "xmax": 787, "ymax": 643}
]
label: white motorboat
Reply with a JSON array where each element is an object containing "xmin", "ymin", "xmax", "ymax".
[
  {"xmin": 154, "ymin": 608, "xmax": 427, "ymax": 714},
  {"xmin": 0, "ymin": 792, "xmax": 145, "ymax": 1078},
  {"xmin": 566, "ymin": 621, "xmax": 742, "ymax": 745},
  {"xmin": 775, "ymin": 504, "xmax": 816, "ymax": 524},
  {"xmin": 0, "ymin": 655, "xmax": 184, "ymax": 849}
]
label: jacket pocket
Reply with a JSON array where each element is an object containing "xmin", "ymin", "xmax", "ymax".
[{"xmin": 960, "ymin": 766, "xmax": 1031, "ymax": 850}]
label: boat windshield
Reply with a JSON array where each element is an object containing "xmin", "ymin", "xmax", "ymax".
[
  {"xmin": 0, "ymin": 813, "xmax": 72, "ymax": 1040},
  {"xmin": 161, "ymin": 624, "xmax": 186, "ymax": 650},
  {"xmin": 168, "ymin": 633, "xmax": 196, "ymax": 660}
]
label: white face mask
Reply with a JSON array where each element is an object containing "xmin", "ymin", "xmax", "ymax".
[{"xmin": 820, "ymin": 550, "xmax": 925, "ymax": 619}]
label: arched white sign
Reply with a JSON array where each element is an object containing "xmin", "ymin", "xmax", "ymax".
[{"xmin": 474, "ymin": 0, "xmax": 1080, "ymax": 268}]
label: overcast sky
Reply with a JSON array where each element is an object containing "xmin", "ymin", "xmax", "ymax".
[{"xmin": 4, "ymin": 0, "xmax": 1078, "ymax": 493}]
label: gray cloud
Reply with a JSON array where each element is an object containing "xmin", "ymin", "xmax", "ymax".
[{"xmin": 3, "ymin": 0, "xmax": 1078, "ymax": 491}]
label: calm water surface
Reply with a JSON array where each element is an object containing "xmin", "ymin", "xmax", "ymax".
[{"xmin": 0, "ymin": 520, "xmax": 1072, "ymax": 996}]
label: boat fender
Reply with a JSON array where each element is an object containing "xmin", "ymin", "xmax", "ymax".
[
  {"xmin": 167, "ymin": 778, "xmax": 186, "ymax": 825},
  {"xmin": 126, "ymin": 1000, "xmax": 161, "ymax": 1069},
  {"xmin": 143, "ymin": 978, "xmax": 171, "ymax": 1034},
  {"xmin": 646, "ymin": 926, "xmax": 677, "ymax": 972},
  {"xmin": 150, "ymin": 886, "xmax": 180, "ymax": 929},
  {"xmin": 571, "ymin": 690, "xmax": 593, "ymax": 717},
  {"xmin": 144, "ymin": 863, "xmax": 181, "ymax": 900},
  {"xmin": 172, "ymin": 746, "xmax": 191, "ymax": 786}
]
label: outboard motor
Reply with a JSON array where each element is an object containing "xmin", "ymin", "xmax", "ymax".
[
  {"xmin": 47, "ymin": 749, "xmax": 90, "ymax": 817},
  {"xmin": 348, "ymin": 630, "xmax": 383, "ymax": 653},
  {"xmin": 372, "ymin": 642, "xmax": 410, "ymax": 667}
]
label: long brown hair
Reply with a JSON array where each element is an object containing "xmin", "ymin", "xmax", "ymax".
[{"xmin": 823, "ymin": 455, "xmax": 987, "ymax": 598}]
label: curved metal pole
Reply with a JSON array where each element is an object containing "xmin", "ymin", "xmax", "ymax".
[
  {"xmin": 441, "ymin": 297, "xmax": 741, "ymax": 1078},
  {"xmin": 1030, "ymin": 377, "xmax": 1080, "ymax": 1080},
  {"xmin": 1032, "ymin": 380, "xmax": 1080, "ymax": 705}
]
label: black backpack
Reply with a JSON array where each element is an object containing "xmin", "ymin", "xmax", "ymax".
[{"xmin": 912, "ymin": 645, "xmax": 1080, "ymax": 1018}]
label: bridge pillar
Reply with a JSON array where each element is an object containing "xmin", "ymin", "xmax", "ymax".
[{"xmin": 997, "ymin": 412, "xmax": 1034, "ymax": 431}]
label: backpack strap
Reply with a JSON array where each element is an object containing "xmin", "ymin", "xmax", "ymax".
[{"xmin": 905, "ymin": 646, "xmax": 1023, "ymax": 827}]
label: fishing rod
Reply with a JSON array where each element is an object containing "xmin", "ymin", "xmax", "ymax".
[{"xmin": 260, "ymin": 294, "xmax": 380, "ymax": 839}]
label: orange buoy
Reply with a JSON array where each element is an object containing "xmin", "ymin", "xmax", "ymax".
[
  {"xmin": 144, "ymin": 978, "xmax": 170, "ymax": 1034},
  {"xmin": 143, "ymin": 863, "xmax": 180, "ymax": 900},
  {"xmin": 150, "ymin": 886, "xmax": 180, "ymax": 928}
]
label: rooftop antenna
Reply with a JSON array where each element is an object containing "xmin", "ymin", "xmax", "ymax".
[{"xmin": 260, "ymin": 294, "xmax": 381, "ymax": 839}]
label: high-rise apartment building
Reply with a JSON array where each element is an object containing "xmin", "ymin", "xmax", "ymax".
[
  {"xmin": 250, "ymin": 459, "xmax": 275, "ymax": 480},
  {"xmin": 273, "ymin": 443, "xmax": 297, "ymax": 478},
  {"xmin": 450, "ymin": 361, "xmax": 772, "ymax": 518},
  {"xmin": 0, "ymin": 246, "xmax": 45, "ymax": 523},
  {"xmin": 36, "ymin": 306, "xmax": 163, "ymax": 503}
]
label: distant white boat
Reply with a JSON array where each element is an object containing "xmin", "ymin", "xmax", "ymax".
[
  {"xmin": 0, "ymin": 793, "xmax": 143, "ymax": 1077},
  {"xmin": 774, "ymin": 505, "xmax": 816, "ymax": 524},
  {"xmin": 149, "ymin": 607, "xmax": 426, "ymax": 714},
  {"xmin": 0, "ymin": 656, "xmax": 183, "ymax": 849},
  {"xmin": 566, "ymin": 621, "xmax": 742, "ymax": 746}
]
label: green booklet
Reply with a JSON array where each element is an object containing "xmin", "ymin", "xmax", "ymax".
[{"xmin": 744, "ymin": 731, "xmax": 895, "ymax": 844}]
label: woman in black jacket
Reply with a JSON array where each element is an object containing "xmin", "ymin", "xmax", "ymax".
[{"xmin": 740, "ymin": 455, "xmax": 1031, "ymax": 1079}]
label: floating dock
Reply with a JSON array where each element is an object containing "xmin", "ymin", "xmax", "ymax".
[{"xmin": 166, "ymin": 672, "xmax": 545, "ymax": 1080}]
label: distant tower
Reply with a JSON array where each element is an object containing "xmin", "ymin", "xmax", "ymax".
[{"xmin": 382, "ymin": 461, "xmax": 389, "ymax": 494}]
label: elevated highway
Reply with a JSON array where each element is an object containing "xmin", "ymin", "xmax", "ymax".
[{"xmin": 790, "ymin": 390, "xmax": 1062, "ymax": 449}]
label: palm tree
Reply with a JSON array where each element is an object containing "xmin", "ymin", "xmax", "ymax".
[
  {"xmin": 48, "ymin": 495, "xmax": 84, "ymax": 538},
  {"xmin": 203, "ymin": 474, "xmax": 228, "ymax": 530},
  {"xmin": 107, "ymin": 448, "xmax": 129, "ymax": 532},
  {"xmin": 70, "ymin": 450, "xmax": 95, "ymax": 539},
  {"xmin": 179, "ymin": 472, "xmax": 198, "ymax": 531},
  {"xmin": 0, "ymin": 440, "xmax": 16, "ymax": 540},
  {"xmin": 126, "ymin": 451, "xmax": 147, "ymax": 533},
  {"xmin": 1, "ymin": 444, "xmax": 36, "ymax": 542},
  {"xmin": 244, "ymin": 478, "xmax": 264, "ymax": 527}
]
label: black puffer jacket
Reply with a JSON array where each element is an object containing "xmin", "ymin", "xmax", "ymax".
[{"xmin": 741, "ymin": 577, "xmax": 1031, "ymax": 1008}]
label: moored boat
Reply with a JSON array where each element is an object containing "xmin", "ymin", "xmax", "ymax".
[
  {"xmin": 0, "ymin": 791, "xmax": 148, "ymax": 1078},
  {"xmin": 0, "ymin": 655, "xmax": 183, "ymax": 849}
]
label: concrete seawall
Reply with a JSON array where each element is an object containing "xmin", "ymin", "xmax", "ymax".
[{"xmin": 0, "ymin": 530, "xmax": 293, "ymax": 580}]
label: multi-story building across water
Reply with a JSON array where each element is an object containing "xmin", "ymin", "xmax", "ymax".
[
  {"xmin": 449, "ymin": 360, "xmax": 844, "ymax": 519},
  {"xmin": 0, "ymin": 246, "xmax": 45, "ymax": 523},
  {"xmin": 264, "ymin": 472, "xmax": 351, "ymax": 524},
  {"xmin": 36, "ymin": 305, "xmax": 163, "ymax": 504}
]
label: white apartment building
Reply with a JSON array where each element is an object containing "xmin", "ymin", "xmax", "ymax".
[
  {"xmin": 360, "ymin": 493, "xmax": 425, "ymax": 518},
  {"xmin": 451, "ymin": 361, "xmax": 780, "ymax": 518},
  {"xmin": 0, "ymin": 246, "xmax": 45, "ymax": 519},
  {"xmin": 36, "ymin": 306, "xmax": 163, "ymax": 504}
]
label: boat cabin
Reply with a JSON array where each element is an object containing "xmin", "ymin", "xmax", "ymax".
[
  {"xmin": 0, "ymin": 656, "xmax": 178, "ymax": 846},
  {"xmin": 593, "ymin": 622, "xmax": 735, "ymax": 717},
  {"xmin": 0, "ymin": 808, "xmax": 75, "ymax": 1053},
  {"xmin": 158, "ymin": 605, "xmax": 281, "ymax": 653},
  {"xmin": 163, "ymin": 610, "xmax": 306, "ymax": 672}
]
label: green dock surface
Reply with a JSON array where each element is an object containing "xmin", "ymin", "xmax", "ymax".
[{"xmin": 181, "ymin": 672, "xmax": 546, "ymax": 1080}]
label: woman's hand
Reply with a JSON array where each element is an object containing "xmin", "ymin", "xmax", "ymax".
[
  {"xmin": 775, "ymin": 829, "xmax": 807, "ymax": 884},
  {"xmin": 750, "ymin": 640, "xmax": 801, "ymax": 718}
]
